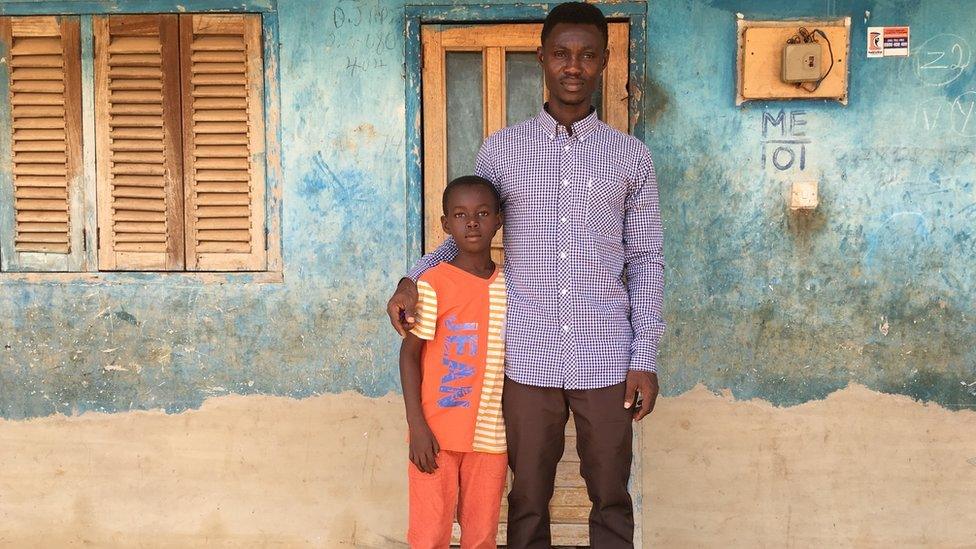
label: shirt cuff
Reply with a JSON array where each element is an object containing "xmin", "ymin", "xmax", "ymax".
[{"xmin": 629, "ymin": 344, "xmax": 658, "ymax": 374}]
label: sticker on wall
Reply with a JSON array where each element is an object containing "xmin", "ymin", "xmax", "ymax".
[
  {"xmin": 868, "ymin": 26, "xmax": 910, "ymax": 57},
  {"xmin": 867, "ymin": 28, "xmax": 884, "ymax": 57}
]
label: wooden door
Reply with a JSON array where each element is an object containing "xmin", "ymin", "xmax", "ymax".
[{"xmin": 421, "ymin": 22, "xmax": 632, "ymax": 547}]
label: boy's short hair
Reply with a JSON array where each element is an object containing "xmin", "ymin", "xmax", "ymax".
[
  {"xmin": 541, "ymin": 2, "xmax": 609, "ymax": 48},
  {"xmin": 442, "ymin": 175, "xmax": 502, "ymax": 214}
]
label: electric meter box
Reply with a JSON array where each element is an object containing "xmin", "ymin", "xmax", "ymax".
[
  {"xmin": 736, "ymin": 18, "xmax": 850, "ymax": 105},
  {"xmin": 782, "ymin": 42, "xmax": 823, "ymax": 83}
]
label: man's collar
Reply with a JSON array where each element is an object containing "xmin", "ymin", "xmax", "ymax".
[{"xmin": 536, "ymin": 104, "xmax": 600, "ymax": 141}]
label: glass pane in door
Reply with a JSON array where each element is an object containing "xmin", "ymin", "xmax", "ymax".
[
  {"xmin": 505, "ymin": 51, "xmax": 543, "ymax": 125},
  {"xmin": 446, "ymin": 51, "xmax": 483, "ymax": 182}
]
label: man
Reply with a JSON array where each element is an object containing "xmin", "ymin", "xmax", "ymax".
[{"xmin": 387, "ymin": 3, "xmax": 665, "ymax": 547}]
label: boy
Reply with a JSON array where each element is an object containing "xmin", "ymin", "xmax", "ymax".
[{"xmin": 399, "ymin": 175, "xmax": 507, "ymax": 549}]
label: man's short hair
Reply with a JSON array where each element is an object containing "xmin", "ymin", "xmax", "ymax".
[
  {"xmin": 541, "ymin": 2, "xmax": 609, "ymax": 48},
  {"xmin": 442, "ymin": 175, "xmax": 502, "ymax": 214}
]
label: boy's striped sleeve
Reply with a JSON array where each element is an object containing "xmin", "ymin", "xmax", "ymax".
[{"xmin": 410, "ymin": 280, "xmax": 437, "ymax": 341}]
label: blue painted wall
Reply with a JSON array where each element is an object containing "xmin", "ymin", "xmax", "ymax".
[
  {"xmin": 654, "ymin": 0, "xmax": 976, "ymax": 408},
  {"xmin": 1, "ymin": 0, "xmax": 974, "ymax": 419}
]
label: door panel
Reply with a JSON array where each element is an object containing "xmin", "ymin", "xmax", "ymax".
[
  {"xmin": 445, "ymin": 51, "xmax": 484, "ymax": 183},
  {"xmin": 505, "ymin": 51, "xmax": 543, "ymax": 131}
]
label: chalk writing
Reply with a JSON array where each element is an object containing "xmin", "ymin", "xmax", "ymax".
[
  {"xmin": 913, "ymin": 34, "xmax": 972, "ymax": 87},
  {"xmin": 332, "ymin": 4, "xmax": 390, "ymax": 29},
  {"xmin": 951, "ymin": 91, "xmax": 976, "ymax": 136},
  {"xmin": 320, "ymin": 2, "xmax": 397, "ymax": 78},
  {"xmin": 837, "ymin": 146, "xmax": 975, "ymax": 165},
  {"xmin": 323, "ymin": 31, "xmax": 396, "ymax": 54},
  {"xmin": 381, "ymin": 134, "xmax": 404, "ymax": 155},
  {"xmin": 916, "ymin": 97, "xmax": 947, "ymax": 131},
  {"xmin": 345, "ymin": 55, "xmax": 387, "ymax": 75},
  {"xmin": 914, "ymin": 91, "xmax": 976, "ymax": 137},
  {"xmin": 760, "ymin": 109, "xmax": 811, "ymax": 172}
]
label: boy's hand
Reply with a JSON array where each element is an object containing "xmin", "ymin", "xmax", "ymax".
[
  {"xmin": 408, "ymin": 422, "xmax": 440, "ymax": 474},
  {"xmin": 387, "ymin": 278, "xmax": 419, "ymax": 337},
  {"xmin": 624, "ymin": 370, "xmax": 659, "ymax": 422}
]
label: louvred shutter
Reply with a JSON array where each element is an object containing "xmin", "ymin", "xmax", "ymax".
[
  {"xmin": 180, "ymin": 14, "xmax": 265, "ymax": 271},
  {"xmin": 0, "ymin": 16, "xmax": 85, "ymax": 270},
  {"xmin": 94, "ymin": 15, "xmax": 184, "ymax": 270}
]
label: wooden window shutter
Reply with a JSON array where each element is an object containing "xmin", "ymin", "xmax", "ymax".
[
  {"xmin": 94, "ymin": 15, "xmax": 184, "ymax": 271},
  {"xmin": 0, "ymin": 16, "xmax": 85, "ymax": 271},
  {"xmin": 180, "ymin": 14, "xmax": 265, "ymax": 271}
]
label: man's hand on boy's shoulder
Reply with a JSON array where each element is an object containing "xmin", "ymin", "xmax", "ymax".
[
  {"xmin": 624, "ymin": 370, "xmax": 659, "ymax": 422},
  {"xmin": 408, "ymin": 421, "xmax": 440, "ymax": 474},
  {"xmin": 387, "ymin": 278, "xmax": 419, "ymax": 337}
]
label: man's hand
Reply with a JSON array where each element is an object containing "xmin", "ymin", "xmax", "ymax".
[
  {"xmin": 386, "ymin": 278, "xmax": 419, "ymax": 337},
  {"xmin": 624, "ymin": 370, "xmax": 659, "ymax": 422},
  {"xmin": 408, "ymin": 421, "xmax": 440, "ymax": 474}
]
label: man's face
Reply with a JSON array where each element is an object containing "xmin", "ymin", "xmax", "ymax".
[
  {"xmin": 440, "ymin": 185, "xmax": 502, "ymax": 255},
  {"xmin": 537, "ymin": 22, "xmax": 608, "ymax": 110}
]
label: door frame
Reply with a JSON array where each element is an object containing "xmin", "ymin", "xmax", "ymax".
[
  {"xmin": 419, "ymin": 21, "xmax": 630, "ymax": 260},
  {"xmin": 404, "ymin": 2, "xmax": 649, "ymax": 264},
  {"xmin": 403, "ymin": 3, "xmax": 649, "ymax": 547}
]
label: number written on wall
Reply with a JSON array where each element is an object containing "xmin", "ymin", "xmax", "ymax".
[
  {"xmin": 913, "ymin": 33, "xmax": 972, "ymax": 87},
  {"xmin": 761, "ymin": 109, "xmax": 811, "ymax": 172}
]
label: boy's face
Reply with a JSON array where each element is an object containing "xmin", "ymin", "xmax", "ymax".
[
  {"xmin": 441, "ymin": 185, "xmax": 503, "ymax": 255},
  {"xmin": 537, "ymin": 23, "xmax": 607, "ymax": 110}
]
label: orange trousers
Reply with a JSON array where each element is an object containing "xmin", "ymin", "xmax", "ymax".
[{"xmin": 407, "ymin": 450, "xmax": 508, "ymax": 549}]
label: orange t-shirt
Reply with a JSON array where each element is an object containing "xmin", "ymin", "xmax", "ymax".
[{"xmin": 411, "ymin": 263, "xmax": 506, "ymax": 454}]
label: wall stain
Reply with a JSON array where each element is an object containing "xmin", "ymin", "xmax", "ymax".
[{"xmin": 643, "ymin": 78, "xmax": 670, "ymax": 127}]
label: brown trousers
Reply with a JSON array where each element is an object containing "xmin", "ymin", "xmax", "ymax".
[{"xmin": 503, "ymin": 377, "xmax": 634, "ymax": 549}]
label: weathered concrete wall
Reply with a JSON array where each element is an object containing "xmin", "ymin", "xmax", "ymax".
[{"xmin": 1, "ymin": 0, "xmax": 974, "ymax": 546}]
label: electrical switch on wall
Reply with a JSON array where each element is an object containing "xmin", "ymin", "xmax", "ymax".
[{"xmin": 790, "ymin": 180, "xmax": 819, "ymax": 211}]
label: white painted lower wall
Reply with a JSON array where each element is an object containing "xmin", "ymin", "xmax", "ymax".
[{"xmin": 0, "ymin": 386, "xmax": 973, "ymax": 547}]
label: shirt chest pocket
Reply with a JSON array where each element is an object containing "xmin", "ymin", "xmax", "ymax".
[{"xmin": 585, "ymin": 178, "xmax": 627, "ymax": 239}]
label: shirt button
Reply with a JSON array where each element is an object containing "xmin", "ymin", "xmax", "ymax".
[
  {"xmin": 561, "ymin": 179, "xmax": 569, "ymax": 187},
  {"xmin": 562, "ymin": 325, "xmax": 570, "ymax": 332},
  {"xmin": 560, "ymin": 288, "xmax": 568, "ymax": 295},
  {"xmin": 560, "ymin": 216, "xmax": 567, "ymax": 223},
  {"xmin": 559, "ymin": 251, "xmax": 567, "ymax": 260},
  {"xmin": 564, "ymin": 145, "xmax": 571, "ymax": 151}
]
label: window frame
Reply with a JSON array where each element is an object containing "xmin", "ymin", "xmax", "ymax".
[{"xmin": 0, "ymin": 0, "xmax": 283, "ymax": 284}]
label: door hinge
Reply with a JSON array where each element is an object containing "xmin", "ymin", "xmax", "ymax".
[{"xmin": 82, "ymin": 228, "xmax": 87, "ymax": 252}]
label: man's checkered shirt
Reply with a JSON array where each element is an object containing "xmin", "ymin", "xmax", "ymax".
[{"xmin": 409, "ymin": 108, "xmax": 665, "ymax": 390}]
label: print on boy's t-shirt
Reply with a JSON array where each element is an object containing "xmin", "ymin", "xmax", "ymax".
[
  {"xmin": 440, "ymin": 315, "xmax": 477, "ymax": 408},
  {"xmin": 409, "ymin": 263, "xmax": 507, "ymax": 454}
]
